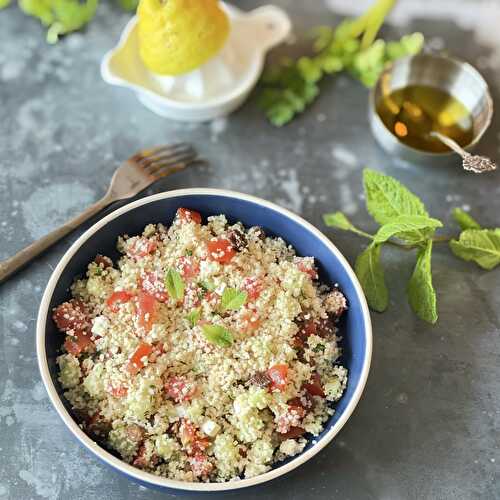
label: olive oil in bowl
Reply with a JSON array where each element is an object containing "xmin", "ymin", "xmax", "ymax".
[{"xmin": 376, "ymin": 85, "xmax": 474, "ymax": 153}]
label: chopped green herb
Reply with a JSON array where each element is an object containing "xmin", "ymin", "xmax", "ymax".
[
  {"xmin": 185, "ymin": 249, "xmax": 193, "ymax": 256},
  {"xmin": 199, "ymin": 280, "xmax": 216, "ymax": 292},
  {"xmin": 185, "ymin": 308, "xmax": 201, "ymax": 327},
  {"xmin": 313, "ymin": 344, "xmax": 325, "ymax": 353},
  {"xmin": 165, "ymin": 268, "xmax": 185, "ymax": 301},
  {"xmin": 201, "ymin": 324, "xmax": 234, "ymax": 348},
  {"xmin": 220, "ymin": 288, "xmax": 247, "ymax": 313}
]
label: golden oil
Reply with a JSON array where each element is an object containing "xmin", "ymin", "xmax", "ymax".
[{"xmin": 376, "ymin": 85, "xmax": 474, "ymax": 153}]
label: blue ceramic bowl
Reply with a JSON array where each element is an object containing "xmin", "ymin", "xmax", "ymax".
[{"xmin": 37, "ymin": 189, "xmax": 372, "ymax": 493}]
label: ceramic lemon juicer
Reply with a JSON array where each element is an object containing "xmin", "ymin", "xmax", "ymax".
[{"xmin": 101, "ymin": 0, "xmax": 291, "ymax": 121}]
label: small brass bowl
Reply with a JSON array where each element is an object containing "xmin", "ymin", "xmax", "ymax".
[{"xmin": 369, "ymin": 54, "xmax": 493, "ymax": 166}]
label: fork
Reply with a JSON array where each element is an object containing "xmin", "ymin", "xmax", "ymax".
[{"xmin": 0, "ymin": 143, "xmax": 199, "ymax": 284}]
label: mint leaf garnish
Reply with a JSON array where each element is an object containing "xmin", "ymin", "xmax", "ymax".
[
  {"xmin": 407, "ymin": 240, "xmax": 438, "ymax": 324},
  {"xmin": 452, "ymin": 208, "xmax": 481, "ymax": 231},
  {"xmin": 450, "ymin": 229, "xmax": 500, "ymax": 270},
  {"xmin": 186, "ymin": 308, "xmax": 201, "ymax": 327},
  {"xmin": 355, "ymin": 243, "xmax": 388, "ymax": 312},
  {"xmin": 164, "ymin": 268, "xmax": 185, "ymax": 301},
  {"xmin": 363, "ymin": 169, "xmax": 428, "ymax": 225},
  {"xmin": 323, "ymin": 212, "xmax": 358, "ymax": 232},
  {"xmin": 201, "ymin": 324, "xmax": 234, "ymax": 348},
  {"xmin": 220, "ymin": 288, "xmax": 247, "ymax": 313},
  {"xmin": 373, "ymin": 215, "xmax": 443, "ymax": 245}
]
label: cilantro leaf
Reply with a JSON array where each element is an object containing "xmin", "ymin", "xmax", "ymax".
[
  {"xmin": 450, "ymin": 229, "xmax": 500, "ymax": 270},
  {"xmin": 452, "ymin": 208, "xmax": 481, "ymax": 231},
  {"xmin": 164, "ymin": 268, "xmax": 185, "ymax": 301},
  {"xmin": 220, "ymin": 288, "xmax": 247, "ymax": 312},
  {"xmin": 186, "ymin": 308, "xmax": 201, "ymax": 327},
  {"xmin": 373, "ymin": 215, "xmax": 443, "ymax": 245},
  {"xmin": 355, "ymin": 243, "xmax": 388, "ymax": 312},
  {"xmin": 363, "ymin": 168, "xmax": 428, "ymax": 225},
  {"xmin": 201, "ymin": 324, "xmax": 234, "ymax": 347},
  {"xmin": 407, "ymin": 240, "xmax": 438, "ymax": 324}
]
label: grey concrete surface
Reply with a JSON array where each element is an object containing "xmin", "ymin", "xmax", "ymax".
[{"xmin": 0, "ymin": 1, "xmax": 499, "ymax": 499}]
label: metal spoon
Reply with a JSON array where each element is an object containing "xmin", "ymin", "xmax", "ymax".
[{"xmin": 429, "ymin": 131, "xmax": 497, "ymax": 174}]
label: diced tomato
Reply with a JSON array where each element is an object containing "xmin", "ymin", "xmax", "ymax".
[
  {"xmin": 179, "ymin": 420, "xmax": 210, "ymax": 457},
  {"xmin": 64, "ymin": 329, "xmax": 94, "ymax": 356},
  {"xmin": 140, "ymin": 271, "xmax": 168, "ymax": 303},
  {"xmin": 94, "ymin": 254, "xmax": 113, "ymax": 268},
  {"xmin": 279, "ymin": 426, "xmax": 306, "ymax": 440},
  {"xmin": 189, "ymin": 453, "xmax": 213, "ymax": 478},
  {"xmin": 242, "ymin": 277, "xmax": 263, "ymax": 301},
  {"xmin": 176, "ymin": 207, "xmax": 202, "ymax": 225},
  {"xmin": 206, "ymin": 238, "xmax": 236, "ymax": 264},
  {"xmin": 127, "ymin": 237, "xmax": 157, "ymax": 259},
  {"xmin": 240, "ymin": 310, "xmax": 261, "ymax": 333},
  {"xmin": 267, "ymin": 364, "xmax": 288, "ymax": 392},
  {"xmin": 126, "ymin": 342, "xmax": 153, "ymax": 375},
  {"xmin": 53, "ymin": 299, "xmax": 90, "ymax": 334},
  {"xmin": 165, "ymin": 376, "xmax": 197, "ymax": 403},
  {"xmin": 108, "ymin": 384, "xmax": 128, "ymax": 398},
  {"xmin": 303, "ymin": 372, "xmax": 325, "ymax": 398},
  {"xmin": 203, "ymin": 291, "xmax": 219, "ymax": 307},
  {"xmin": 177, "ymin": 256, "xmax": 200, "ymax": 279},
  {"xmin": 137, "ymin": 291, "xmax": 157, "ymax": 332},
  {"xmin": 296, "ymin": 257, "xmax": 318, "ymax": 280},
  {"xmin": 107, "ymin": 291, "xmax": 134, "ymax": 312}
]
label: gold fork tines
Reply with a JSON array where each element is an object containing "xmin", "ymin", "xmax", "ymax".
[{"xmin": 0, "ymin": 143, "xmax": 201, "ymax": 284}]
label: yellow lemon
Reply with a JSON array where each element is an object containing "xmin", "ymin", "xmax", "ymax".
[{"xmin": 137, "ymin": 0, "xmax": 230, "ymax": 76}]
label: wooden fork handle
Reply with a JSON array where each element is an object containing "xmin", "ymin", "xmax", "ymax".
[{"xmin": 0, "ymin": 193, "xmax": 114, "ymax": 285}]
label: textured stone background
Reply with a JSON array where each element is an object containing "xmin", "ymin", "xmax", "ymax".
[{"xmin": 0, "ymin": 1, "xmax": 499, "ymax": 499}]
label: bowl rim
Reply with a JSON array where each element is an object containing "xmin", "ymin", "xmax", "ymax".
[
  {"xmin": 36, "ymin": 188, "xmax": 372, "ymax": 492},
  {"xmin": 369, "ymin": 53, "xmax": 494, "ymax": 158}
]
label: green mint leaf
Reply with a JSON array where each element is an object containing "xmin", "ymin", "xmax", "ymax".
[
  {"xmin": 449, "ymin": 229, "xmax": 500, "ymax": 270},
  {"xmin": 186, "ymin": 308, "xmax": 201, "ymax": 327},
  {"xmin": 165, "ymin": 268, "xmax": 185, "ymax": 301},
  {"xmin": 355, "ymin": 243, "xmax": 388, "ymax": 312},
  {"xmin": 220, "ymin": 288, "xmax": 247, "ymax": 312},
  {"xmin": 199, "ymin": 280, "xmax": 216, "ymax": 292},
  {"xmin": 323, "ymin": 212, "xmax": 358, "ymax": 231},
  {"xmin": 373, "ymin": 215, "xmax": 443, "ymax": 245},
  {"xmin": 452, "ymin": 208, "xmax": 481, "ymax": 231},
  {"xmin": 407, "ymin": 240, "xmax": 438, "ymax": 324},
  {"xmin": 363, "ymin": 168, "xmax": 428, "ymax": 225},
  {"xmin": 201, "ymin": 324, "xmax": 234, "ymax": 347}
]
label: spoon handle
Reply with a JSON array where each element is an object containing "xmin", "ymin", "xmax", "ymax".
[{"xmin": 430, "ymin": 131, "xmax": 470, "ymax": 158}]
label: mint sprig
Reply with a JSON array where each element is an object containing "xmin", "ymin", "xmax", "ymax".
[
  {"xmin": 324, "ymin": 168, "xmax": 500, "ymax": 324},
  {"xmin": 258, "ymin": 0, "xmax": 424, "ymax": 126},
  {"xmin": 220, "ymin": 288, "xmax": 247, "ymax": 313},
  {"xmin": 201, "ymin": 324, "xmax": 234, "ymax": 348}
]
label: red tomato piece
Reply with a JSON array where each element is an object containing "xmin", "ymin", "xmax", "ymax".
[
  {"xmin": 279, "ymin": 426, "xmax": 306, "ymax": 440},
  {"xmin": 140, "ymin": 272, "xmax": 169, "ymax": 303},
  {"xmin": 53, "ymin": 299, "xmax": 90, "ymax": 334},
  {"xmin": 165, "ymin": 376, "xmax": 197, "ymax": 403},
  {"xmin": 176, "ymin": 207, "xmax": 202, "ymax": 224},
  {"xmin": 303, "ymin": 372, "xmax": 325, "ymax": 398},
  {"xmin": 206, "ymin": 238, "xmax": 236, "ymax": 264},
  {"xmin": 267, "ymin": 364, "xmax": 288, "ymax": 392},
  {"xmin": 107, "ymin": 291, "xmax": 134, "ymax": 312},
  {"xmin": 189, "ymin": 453, "xmax": 213, "ymax": 478},
  {"xmin": 177, "ymin": 256, "xmax": 200, "ymax": 279},
  {"xmin": 126, "ymin": 342, "xmax": 153, "ymax": 375},
  {"xmin": 64, "ymin": 329, "xmax": 94, "ymax": 356},
  {"xmin": 137, "ymin": 291, "xmax": 157, "ymax": 332},
  {"xmin": 240, "ymin": 310, "xmax": 261, "ymax": 333},
  {"xmin": 127, "ymin": 237, "xmax": 157, "ymax": 259},
  {"xmin": 242, "ymin": 277, "xmax": 263, "ymax": 301},
  {"xmin": 296, "ymin": 257, "xmax": 318, "ymax": 280},
  {"xmin": 108, "ymin": 385, "xmax": 128, "ymax": 398}
]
